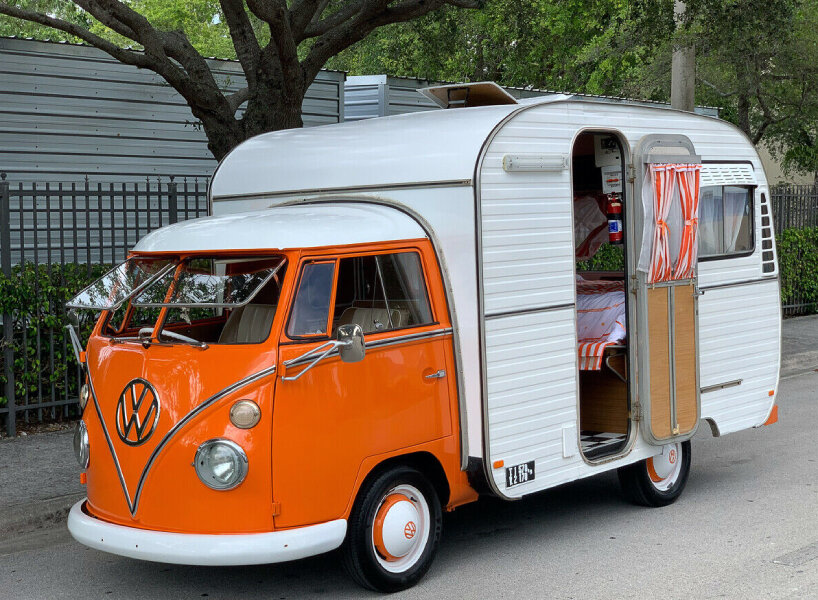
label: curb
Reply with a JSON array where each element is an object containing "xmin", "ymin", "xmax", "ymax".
[{"xmin": 0, "ymin": 493, "xmax": 85, "ymax": 540}]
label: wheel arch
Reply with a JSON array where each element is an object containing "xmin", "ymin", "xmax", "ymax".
[{"xmin": 351, "ymin": 451, "xmax": 451, "ymax": 514}]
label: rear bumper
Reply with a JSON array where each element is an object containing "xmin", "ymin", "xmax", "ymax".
[{"xmin": 67, "ymin": 500, "xmax": 347, "ymax": 566}]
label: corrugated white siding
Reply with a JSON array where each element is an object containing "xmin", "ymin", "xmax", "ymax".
[
  {"xmin": 484, "ymin": 309, "xmax": 580, "ymax": 496},
  {"xmin": 698, "ymin": 279, "xmax": 781, "ymax": 434},
  {"xmin": 0, "ymin": 37, "xmax": 344, "ymax": 182},
  {"xmin": 479, "ymin": 101, "xmax": 779, "ymax": 498}
]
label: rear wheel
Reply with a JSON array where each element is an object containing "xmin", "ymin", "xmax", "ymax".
[
  {"xmin": 341, "ymin": 465, "xmax": 442, "ymax": 592},
  {"xmin": 617, "ymin": 440, "xmax": 691, "ymax": 507}
]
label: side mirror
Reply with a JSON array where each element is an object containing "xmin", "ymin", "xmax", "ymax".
[{"xmin": 337, "ymin": 323, "xmax": 365, "ymax": 363}]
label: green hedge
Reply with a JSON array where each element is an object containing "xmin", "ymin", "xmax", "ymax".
[
  {"xmin": 777, "ymin": 227, "xmax": 818, "ymax": 312},
  {"xmin": 0, "ymin": 263, "xmax": 106, "ymax": 409}
]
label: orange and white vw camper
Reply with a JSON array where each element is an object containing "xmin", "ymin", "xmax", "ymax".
[{"xmin": 67, "ymin": 84, "xmax": 781, "ymax": 592}]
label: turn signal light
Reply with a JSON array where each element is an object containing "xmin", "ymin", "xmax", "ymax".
[{"xmin": 230, "ymin": 400, "xmax": 261, "ymax": 429}]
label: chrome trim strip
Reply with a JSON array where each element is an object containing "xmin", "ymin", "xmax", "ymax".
[
  {"xmin": 698, "ymin": 277, "xmax": 777, "ymax": 292},
  {"xmin": 701, "ymin": 379, "xmax": 742, "ymax": 394},
  {"xmin": 212, "ymin": 180, "xmax": 473, "ymax": 202},
  {"xmin": 284, "ymin": 328, "xmax": 453, "ymax": 368},
  {"xmin": 87, "ymin": 374, "xmax": 135, "ymax": 513},
  {"xmin": 88, "ymin": 363, "xmax": 277, "ymax": 516},
  {"xmin": 485, "ymin": 303, "xmax": 575, "ymax": 320}
]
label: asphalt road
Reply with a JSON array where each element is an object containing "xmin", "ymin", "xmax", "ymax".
[{"xmin": 1, "ymin": 370, "xmax": 816, "ymax": 600}]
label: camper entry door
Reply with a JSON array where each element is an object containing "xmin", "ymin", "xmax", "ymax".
[{"xmin": 633, "ymin": 135, "xmax": 702, "ymax": 445}]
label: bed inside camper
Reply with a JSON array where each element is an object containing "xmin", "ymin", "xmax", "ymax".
[{"xmin": 572, "ymin": 132, "xmax": 631, "ymax": 460}]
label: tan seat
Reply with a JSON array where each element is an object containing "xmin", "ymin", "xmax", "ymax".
[
  {"xmin": 337, "ymin": 306, "xmax": 407, "ymax": 333},
  {"xmin": 218, "ymin": 304, "xmax": 276, "ymax": 344}
]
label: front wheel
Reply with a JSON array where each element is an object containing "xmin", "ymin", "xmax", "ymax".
[
  {"xmin": 341, "ymin": 465, "xmax": 442, "ymax": 592},
  {"xmin": 617, "ymin": 440, "xmax": 691, "ymax": 507}
]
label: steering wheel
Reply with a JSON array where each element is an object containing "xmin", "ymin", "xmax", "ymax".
[{"xmin": 138, "ymin": 327, "xmax": 200, "ymax": 345}]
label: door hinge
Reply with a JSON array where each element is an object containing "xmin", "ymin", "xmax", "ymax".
[
  {"xmin": 631, "ymin": 404, "xmax": 642, "ymax": 422},
  {"xmin": 627, "ymin": 164, "xmax": 636, "ymax": 183},
  {"xmin": 272, "ymin": 502, "xmax": 281, "ymax": 517}
]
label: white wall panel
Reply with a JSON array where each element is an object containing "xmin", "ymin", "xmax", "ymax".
[{"xmin": 699, "ymin": 279, "xmax": 780, "ymax": 434}]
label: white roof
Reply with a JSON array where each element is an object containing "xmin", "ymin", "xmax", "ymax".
[
  {"xmin": 209, "ymin": 100, "xmax": 566, "ymax": 200},
  {"xmin": 133, "ymin": 203, "xmax": 427, "ymax": 253}
]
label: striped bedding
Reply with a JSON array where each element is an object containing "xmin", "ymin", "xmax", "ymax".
[{"xmin": 576, "ymin": 277, "xmax": 626, "ymax": 370}]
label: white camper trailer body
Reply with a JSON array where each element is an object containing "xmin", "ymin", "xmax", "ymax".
[{"xmin": 208, "ymin": 93, "xmax": 779, "ymax": 500}]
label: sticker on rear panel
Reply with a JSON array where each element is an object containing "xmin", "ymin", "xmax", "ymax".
[{"xmin": 505, "ymin": 461, "xmax": 535, "ymax": 488}]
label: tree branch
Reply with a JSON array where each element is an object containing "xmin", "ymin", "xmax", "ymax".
[
  {"xmin": 0, "ymin": 2, "xmax": 150, "ymax": 68},
  {"xmin": 302, "ymin": 0, "xmax": 484, "ymax": 80},
  {"xmin": 698, "ymin": 77, "xmax": 737, "ymax": 98},
  {"xmin": 218, "ymin": 0, "xmax": 261, "ymax": 86},
  {"xmin": 289, "ymin": 0, "xmax": 333, "ymax": 38},
  {"xmin": 227, "ymin": 87, "xmax": 251, "ymax": 113}
]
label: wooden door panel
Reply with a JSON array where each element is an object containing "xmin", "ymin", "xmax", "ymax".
[
  {"xmin": 674, "ymin": 285, "xmax": 698, "ymax": 434},
  {"xmin": 647, "ymin": 287, "xmax": 672, "ymax": 439}
]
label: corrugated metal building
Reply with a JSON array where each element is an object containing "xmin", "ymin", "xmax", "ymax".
[
  {"xmin": 0, "ymin": 37, "xmax": 345, "ymax": 183},
  {"xmin": 344, "ymin": 74, "xmax": 719, "ymax": 121}
]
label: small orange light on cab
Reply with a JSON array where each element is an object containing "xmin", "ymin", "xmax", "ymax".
[
  {"xmin": 79, "ymin": 472, "xmax": 87, "ymax": 485},
  {"xmin": 492, "ymin": 460, "xmax": 504, "ymax": 469}
]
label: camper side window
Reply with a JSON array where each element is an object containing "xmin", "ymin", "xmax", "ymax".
[{"xmin": 699, "ymin": 185, "xmax": 754, "ymax": 258}]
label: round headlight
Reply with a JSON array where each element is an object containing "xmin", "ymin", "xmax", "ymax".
[
  {"xmin": 73, "ymin": 420, "xmax": 89, "ymax": 469},
  {"xmin": 230, "ymin": 400, "xmax": 261, "ymax": 429},
  {"xmin": 194, "ymin": 439, "xmax": 248, "ymax": 491},
  {"xmin": 79, "ymin": 383, "xmax": 90, "ymax": 411}
]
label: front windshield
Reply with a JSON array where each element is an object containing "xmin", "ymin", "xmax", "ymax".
[
  {"xmin": 132, "ymin": 256, "xmax": 285, "ymax": 307},
  {"xmin": 67, "ymin": 258, "xmax": 173, "ymax": 310},
  {"xmin": 101, "ymin": 254, "xmax": 287, "ymax": 346}
]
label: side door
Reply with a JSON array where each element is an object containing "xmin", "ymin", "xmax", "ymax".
[
  {"xmin": 272, "ymin": 247, "xmax": 456, "ymax": 528},
  {"xmin": 633, "ymin": 135, "xmax": 702, "ymax": 444}
]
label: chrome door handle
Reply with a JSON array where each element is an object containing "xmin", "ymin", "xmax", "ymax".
[{"xmin": 425, "ymin": 370, "xmax": 446, "ymax": 380}]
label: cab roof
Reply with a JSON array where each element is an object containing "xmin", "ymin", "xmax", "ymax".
[{"xmin": 132, "ymin": 203, "xmax": 427, "ymax": 253}]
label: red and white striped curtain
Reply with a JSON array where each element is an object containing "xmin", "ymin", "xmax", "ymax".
[
  {"xmin": 648, "ymin": 164, "xmax": 677, "ymax": 283},
  {"xmin": 643, "ymin": 163, "xmax": 702, "ymax": 284},
  {"xmin": 673, "ymin": 165, "xmax": 701, "ymax": 280}
]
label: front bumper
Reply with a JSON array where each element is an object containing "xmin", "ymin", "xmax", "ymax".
[{"xmin": 67, "ymin": 500, "xmax": 347, "ymax": 566}]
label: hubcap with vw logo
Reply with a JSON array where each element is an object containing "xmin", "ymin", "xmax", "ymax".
[{"xmin": 115, "ymin": 379, "xmax": 160, "ymax": 446}]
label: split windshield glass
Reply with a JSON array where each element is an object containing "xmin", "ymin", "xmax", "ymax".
[
  {"xmin": 66, "ymin": 258, "xmax": 174, "ymax": 311},
  {"xmin": 131, "ymin": 256, "xmax": 286, "ymax": 308}
]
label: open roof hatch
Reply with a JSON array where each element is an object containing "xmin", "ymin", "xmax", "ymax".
[{"xmin": 418, "ymin": 81, "xmax": 519, "ymax": 109}]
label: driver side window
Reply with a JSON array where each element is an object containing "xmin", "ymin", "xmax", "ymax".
[{"xmin": 287, "ymin": 252, "xmax": 435, "ymax": 339}]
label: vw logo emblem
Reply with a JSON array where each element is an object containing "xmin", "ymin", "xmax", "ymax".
[{"xmin": 115, "ymin": 379, "xmax": 160, "ymax": 446}]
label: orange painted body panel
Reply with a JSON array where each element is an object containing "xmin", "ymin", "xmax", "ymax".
[
  {"xmin": 81, "ymin": 241, "xmax": 478, "ymax": 537},
  {"xmin": 83, "ymin": 337, "xmax": 278, "ymax": 533},
  {"xmin": 273, "ymin": 332, "xmax": 454, "ymax": 528}
]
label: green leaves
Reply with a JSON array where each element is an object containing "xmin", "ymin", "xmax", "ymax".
[
  {"xmin": 0, "ymin": 262, "xmax": 106, "ymax": 408},
  {"xmin": 777, "ymin": 226, "xmax": 818, "ymax": 311}
]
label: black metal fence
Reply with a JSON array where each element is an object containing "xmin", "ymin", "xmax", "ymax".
[
  {"xmin": 770, "ymin": 183, "xmax": 818, "ymax": 316},
  {"xmin": 0, "ymin": 173, "xmax": 209, "ymax": 436},
  {"xmin": 771, "ymin": 183, "xmax": 818, "ymax": 234}
]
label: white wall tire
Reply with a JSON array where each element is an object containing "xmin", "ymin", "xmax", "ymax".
[
  {"xmin": 342, "ymin": 466, "xmax": 442, "ymax": 592},
  {"xmin": 617, "ymin": 440, "xmax": 691, "ymax": 507}
]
